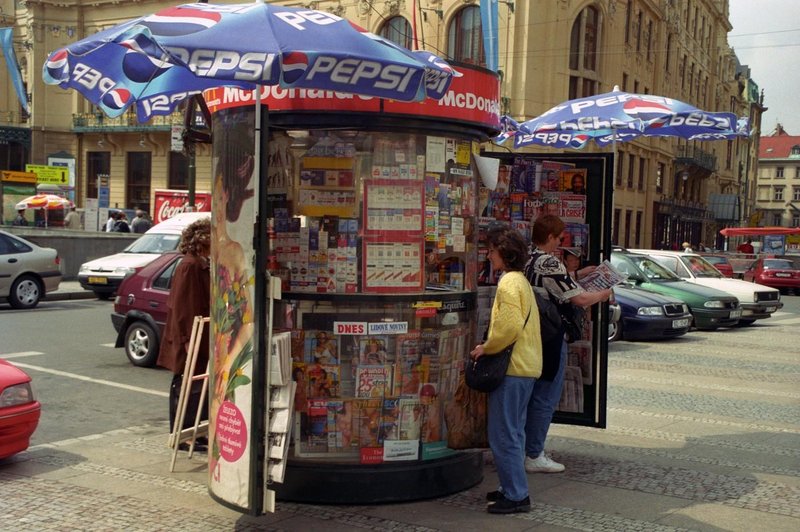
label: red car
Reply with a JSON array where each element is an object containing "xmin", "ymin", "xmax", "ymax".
[
  {"xmin": 111, "ymin": 251, "xmax": 182, "ymax": 367},
  {"xmin": 699, "ymin": 254, "xmax": 735, "ymax": 278},
  {"xmin": 0, "ymin": 358, "xmax": 41, "ymax": 460},
  {"xmin": 743, "ymin": 257, "xmax": 800, "ymax": 294}
]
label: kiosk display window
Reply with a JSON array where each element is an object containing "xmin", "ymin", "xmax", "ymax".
[{"xmin": 267, "ymin": 129, "xmax": 479, "ymax": 464}]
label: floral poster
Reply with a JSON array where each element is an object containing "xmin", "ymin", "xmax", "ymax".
[{"xmin": 208, "ymin": 107, "xmax": 257, "ymax": 509}]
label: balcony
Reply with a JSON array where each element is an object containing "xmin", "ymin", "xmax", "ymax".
[
  {"xmin": 72, "ymin": 110, "xmax": 182, "ymax": 132},
  {"xmin": 675, "ymin": 145, "xmax": 717, "ymax": 173}
]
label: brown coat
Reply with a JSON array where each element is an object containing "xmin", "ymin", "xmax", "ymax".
[{"xmin": 157, "ymin": 253, "xmax": 210, "ymax": 375}]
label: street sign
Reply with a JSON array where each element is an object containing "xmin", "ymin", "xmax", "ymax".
[
  {"xmin": 25, "ymin": 164, "xmax": 69, "ymax": 185},
  {"xmin": 1, "ymin": 170, "xmax": 37, "ymax": 183}
]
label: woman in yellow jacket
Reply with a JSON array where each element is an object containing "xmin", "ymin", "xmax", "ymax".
[{"xmin": 470, "ymin": 223, "xmax": 542, "ymax": 514}]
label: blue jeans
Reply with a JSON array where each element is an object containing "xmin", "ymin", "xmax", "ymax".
[
  {"xmin": 488, "ymin": 375, "xmax": 536, "ymax": 502},
  {"xmin": 525, "ymin": 339, "xmax": 567, "ymax": 457}
]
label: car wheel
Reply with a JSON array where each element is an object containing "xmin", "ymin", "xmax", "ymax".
[
  {"xmin": 9, "ymin": 275, "xmax": 42, "ymax": 309},
  {"xmin": 95, "ymin": 291, "xmax": 113, "ymax": 301},
  {"xmin": 124, "ymin": 321, "xmax": 159, "ymax": 367},
  {"xmin": 608, "ymin": 319, "xmax": 622, "ymax": 342}
]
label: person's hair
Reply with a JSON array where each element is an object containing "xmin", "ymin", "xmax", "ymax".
[
  {"xmin": 486, "ymin": 223, "xmax": 528, "ymax": 271},
  {"xmin": 531, "ymin": 214, "xmax": 565, "ymax": 246},
  {"xmin": 179, "ymin": 218, "xmax": 211, "ymax": 255}
]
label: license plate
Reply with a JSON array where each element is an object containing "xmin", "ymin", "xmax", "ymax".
[
  {"xmin": 730, "ymin": 309, "xmax": 742, "ymax": 319},
  {"xmin": 672, "ymin": 318, "xmax": 689, "ymax": 328},
  {"xmin": 88, "ymin": 276, "xmax": 108, "ymax": 284},
  {"xmin": 774, "ymin": 272, "xmax": 791, "ymax": 278},
  {"xmin": 766, "ymin": 306, "xmax": 777, "ymax": 312}
]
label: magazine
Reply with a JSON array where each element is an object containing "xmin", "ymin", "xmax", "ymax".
[
  {"xmin": 398, "ymin": 398, "xmax": 422, "ymax": 440},
  {"xmin": 577, "ymin": 260, "xmax": 628, "ymax": 292},
  {"xmin": 355, "ymin": 365, "xmax": 393, "ymax": 398}
]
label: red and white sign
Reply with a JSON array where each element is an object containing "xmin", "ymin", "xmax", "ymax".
[
  {"xmin": 203, "ymin": 63, "xmax": 501, "ymax": 132},
  {"xmin": 153, "ymin": 189, "xmax": 212, "ymax": 223},
  {"xmin": 334, "ymin": 321, "xmax": 367, "ymax": 335}
]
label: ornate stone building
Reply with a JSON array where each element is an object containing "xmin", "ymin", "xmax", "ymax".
[{"xmin": 1, "ymin": 0, "xmax": 763, "ymax": 246}]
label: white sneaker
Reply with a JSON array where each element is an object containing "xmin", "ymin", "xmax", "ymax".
[{"xmin": 525, "ymin": 452, "xmax": 565, "ymax": 473}]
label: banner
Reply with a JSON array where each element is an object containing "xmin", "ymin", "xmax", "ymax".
[
  {"xmin": 479, "ymin": 0, "xmax": 499, "ymax": 72},
  {"xmin": 0, "ymin": 27, "xmax": 30, "ymax": 113}
]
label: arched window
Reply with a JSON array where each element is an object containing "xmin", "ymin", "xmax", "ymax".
[
  {"xmin": 447, "ymin": 6, "xmax": 485, "ymax": 66},
  {"xmin": 568, "ymin": 5, "xmax": 600, "ymax": 99},
  {"xmin": 379, "ymin": 16, "xmax": 413, "ymax": 50}
]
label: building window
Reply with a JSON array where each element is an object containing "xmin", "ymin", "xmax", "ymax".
[
  {"xmin": 568, "ymin": 5, "xmax": 600, "ymax": 99},
  {"xmin": 646, "ymin": 20, "xmax": 653, "ymax": 61},
  {"xmin": 624, "ymin": 0, "xmax": 631, "ymax": 44},
  {"xmin": 773, "ymin": 213, "xmax": 782, "ymax": 226},
  {"xmin": 613, "ymin": 208, "xmax": 621, "ymax": 244},
  {"xmin": 379, "ymin": 16, "xmax": 413, "ymax": 50},
  {"xmin": 447, "ymin": 6, "xmax": 485, "ymax": 66},
  {"xmin": 656, "ymin": 162, "xmax": 665, "ymax": 193},
  {"xmin": 635, "ymin": 211, "xmax": 643, "ymax": 247},
  {"xmin": 169, "ymin": 151, "xmax": 189, "ymax": 190},
  {"xmin": 627, "ymin": 154, "xmax": 635, "ymax": 188},
  {"xmin": 791, "ymin": 145, "xmax": 800, "ymax": 156},
  {"xmin": 793, "ymin": 214, "xmax": 800, "ymax": 227},
  {"xmin": 638, "ymin": 157, "xmax": 646, "ymax": 191},
  {"xmin": 665, "ymin": 34, "xmax": 672, "ymax": 72},
  {"xmin": 127, "ymin": 152, "xmax": 152, "ymax": 212},
  {"xmin": 796, "ymin": 167, "xmax": 800, "ymax": 178},
  {"xmin": 774, "ymin": 186, "xmax": 784, "ymax": 201},
  {"xmin": 616, "ymin": 151, "xmax": 624, "ymax": 186},
  {"xmin": 622, "ymin": 73, "xmax": 628, "ymax": 92},
  {"xmin": 793, "ymin": 186, "xmax": 800, "ymax": 202},
  {"xmin": 624, "ymin": 210, "xmax": 632, "ymax": 247},
  {"xmin": 86, "ymin": 151, "xmax": 110, "ymax": 200},
  {"xmin": 635, "ymin": 10, "xmax": 642, "ymax": 52}
]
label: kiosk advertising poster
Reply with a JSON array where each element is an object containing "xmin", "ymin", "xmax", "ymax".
[{"xmin": 208, "ymin": 107, "xmax": 258, "ymax": 509}]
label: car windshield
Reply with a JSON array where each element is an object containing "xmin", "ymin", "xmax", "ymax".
[
  {"xmin": 627, "ymin": 255, "xmax": 680, "ymax": 281},
  {"xmin": 680, "ymin": 255, "xmax": 724, "ymax": 278},
  {"xmin": 703, "ymin": 256, "xmax": 728, "ymax": 266},
  {"xmin": 123, "ymin": 233, "xmax": 181, "ymax": 254},
  {"xmin": 764, "ymin": 259, "xmax": 794, "ymax": 269}
]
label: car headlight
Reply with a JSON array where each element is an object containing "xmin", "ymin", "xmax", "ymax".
[
  {"xmin": 79, "ymin": 265, "xmax": 90, "ymax": 273},
  {"xmin": 113, "ymin": 266, "xmax": 137, "ymax": 276},
  {"xmin": 704, "ymin": 300, "xmax": 726, "ymax": 308},
  {"xmin": 0, "ymin": 382, "xmax": 35, "ymax": 407},
  {"xmin": 682, "ymin": 304, "xmax": 690, "ymax": 313},
  {"xmin": 637, "ymin": 306, "xmax": 664, "ymax": 316}
]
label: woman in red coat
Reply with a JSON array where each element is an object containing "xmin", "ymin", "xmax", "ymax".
[{"xmin": 157, "ymin": 218, "xmax": 211, "ymax": 444}]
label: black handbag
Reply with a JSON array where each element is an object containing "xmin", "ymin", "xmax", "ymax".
[
  {"xmin": 535, "ymin": 291, "xmax": 566, "ymax": 381},
  {"xmin": 465, "ymin": 301, "xmax": 532, "ymax": 393}
]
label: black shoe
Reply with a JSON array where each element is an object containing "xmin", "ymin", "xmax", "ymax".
[
  {"xmin": 486, "ymin": 490, "xmax": 502, "ymax": 502},
  {"xmin": 487, "ymin": 494, "xmax": 531, "ymax": 514}
]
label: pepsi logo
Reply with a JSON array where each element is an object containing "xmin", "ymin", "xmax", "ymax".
[
  {"xmin": 102, "ymin": 88, "xmax": 132, "ymax": 111},
  {"xmin": 121, "ymin": 35, "xmax": 171, "ymax": 83},
  {"xmin": 281, "ymin": 52, "xmax": 308, "ymax": 84},
  {"xmin": 45, "ymin": 50, "xmax": 69, "ymax": 82},
  {"xmin": 623, "ymin": 99, "xmax": 672, "ymax": 120},
  {"xmin": 141, "ymin": 7, "xmax": 221, "ymax": 37},
  {"xmin": 569, "ymin": 134, "xmax": 590, "ymax": 149}
]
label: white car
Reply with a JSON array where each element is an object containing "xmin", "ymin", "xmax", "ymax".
[
  {"xmin": 629, "ymin": 249, "xmax": 782, "ymax": 325},
  {"xmin": 0, "ymin": 230, "xmax": 62, "ymax": 309},
  {"xmin": 78, "ymin": 212, "xmax": 209, "ymax": 299}
]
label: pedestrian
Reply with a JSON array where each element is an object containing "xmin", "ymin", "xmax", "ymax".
[
  {"xmin": 156, "ymin": 218, "xmax": 211, "ymax": 451},
  {"xmin": 682, "ymin": 241, "xmax": 693, "ymax": 253},
  {"xmin": 104, "ymin": 212, "xmax": 116, "ymax": 232},
  {"xmin": 64, "ymin": 206, "xmax": 81, "ymax": 229},
  {"xmin": 112, "ymin": 212, "xmax": 131, "ymax": 233},
  {"xmin": 131, "ymin": 209, "xmax": 152, "ymax": 234},
  {"xmin": 471, "ymin": 222, "xmax": 541, "ymax": 514},
  {"xmin": 523, "ymin": 214, "xmax": 612, "ymax": 474},
  {"xmin": 12, "ymin": 209, "xmax": 28, "ymax": 226},
  {"xmin": 737, "ymin": 239, "xmax": 754, "ymax": 254}
]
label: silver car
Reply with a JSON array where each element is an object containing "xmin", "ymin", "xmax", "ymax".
[{"xmin": 0, "ymin": 230, "xmax": 62, "ymax": 309}]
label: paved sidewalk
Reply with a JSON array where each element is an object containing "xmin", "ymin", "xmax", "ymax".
[{"xmin": 47, "ymin": 280, "xmax": 97, "ymax": 302}]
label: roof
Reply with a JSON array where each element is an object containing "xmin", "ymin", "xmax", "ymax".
[{"xmin": 759, "ymin": 133, "xmax": 800, "ymax": 159}]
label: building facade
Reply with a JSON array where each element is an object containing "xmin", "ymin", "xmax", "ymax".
[
  {"xmin": 755, "ymin": 125, "xmax": 800, "ymax": 228},
  {"xmin": 1, "ymin": 0, "xmax": 764, "ymax": 247}
]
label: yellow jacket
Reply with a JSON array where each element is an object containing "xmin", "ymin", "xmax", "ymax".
[{"xmin": 482, "ymin": 271, "xmax": 542, "ymax": 378}]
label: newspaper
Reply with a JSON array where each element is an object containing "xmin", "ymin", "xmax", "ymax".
[{"xmin": 576, "ymin": 260, "xmax": 627, "ymax": 292}]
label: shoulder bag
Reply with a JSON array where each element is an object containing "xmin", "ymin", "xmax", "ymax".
[{"xmin": 465, "ymin": 294, "xmax": 533, "ymax": 393}]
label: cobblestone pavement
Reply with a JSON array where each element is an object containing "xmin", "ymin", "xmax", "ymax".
[{"xmin": 1, "ymin": 306, "xmax": 799, "ymax": 531}]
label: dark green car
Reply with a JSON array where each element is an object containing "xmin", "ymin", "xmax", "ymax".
[{"xmin": 611, "ymin": 251, "xmax": 742, "ymax": 330}]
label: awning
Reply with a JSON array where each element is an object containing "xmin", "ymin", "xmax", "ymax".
[
  {"xmin": 707, "ymin": 193, "xmax": 739, "ymax": 221},
  {"xmin": 719, "ymin": 226, "xmax": 800, "ymax": 237}
]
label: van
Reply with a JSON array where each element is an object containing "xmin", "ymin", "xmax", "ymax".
[{"xmin": 77, "ymin": 212, "xmax": 209, "ymax": 299}]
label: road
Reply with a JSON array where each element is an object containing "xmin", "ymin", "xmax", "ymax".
[{"xmin": 0, "ymin": 295, "xmax": 798, "ymax": 531}]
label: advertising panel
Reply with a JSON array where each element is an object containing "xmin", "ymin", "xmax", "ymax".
[{"xmin": 153, "ymin": 189, "xmax": 212, "ymax": 223}]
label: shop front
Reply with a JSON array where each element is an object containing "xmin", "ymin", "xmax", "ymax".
[{"xmin": 202, "ymin": 63, "xmax": 503, "ymax": 512}]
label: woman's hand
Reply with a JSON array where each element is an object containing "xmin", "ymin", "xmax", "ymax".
[{"xmin": 470, "ymin": 344, "xmax": 485, "ymax": 360}]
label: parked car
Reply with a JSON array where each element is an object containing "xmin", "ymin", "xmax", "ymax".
[
  {"xmin": 698, "ymin": 253, "xmax": 735, "ymax": 278},
  {"xmin": 630, "ymin": 249, "xmax": 783, "ymax": 325},
  {"xmin": 610, "ymin": 285, "xmax": 692, "ymax": 341},
  {"xmin": 742, "ymin": 256, "xmax": 800, "ymax": 294},
  {"xmin": 79, "ymin": 212, "xmax": 208, "ymax": 300},
  {"xmin": 610, "ymin": 250, "xmax": 741, "ymax": 330},
  {"xmin": 607, "ymin": 292, "xmax": 622, "ymax": 342},
  {"xmin": 0, "ymin": 230, "xmax": 62, "ymax": 309},
  {"xmin": 0, "ymin": 358, "xmax": 41, "ymax": 460},
  {"xmin": 111, "ymin": 251, "xmax": 182, "ymax": 367}
]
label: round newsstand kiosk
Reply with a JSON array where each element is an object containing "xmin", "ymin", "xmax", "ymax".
[{"xmin": 204, "ymin": 63, "xmax": 501, "ymax": 512}]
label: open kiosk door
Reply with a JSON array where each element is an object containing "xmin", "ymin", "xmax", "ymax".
[{"xmin": 479, "ymin": 152, "xmax": 614, "ymax": 428}]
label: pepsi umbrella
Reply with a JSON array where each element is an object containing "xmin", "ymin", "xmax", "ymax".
[
  {"xmin": 15, "ymin": 194, "xmax": 74, "ymax": 228},
  {"xmin": 42, "ymin": 2, "xmax": 459, "ymax": 122},
  {"xmin": 501, "ymin": 86, "xmax": 749, "ymax": 150}
]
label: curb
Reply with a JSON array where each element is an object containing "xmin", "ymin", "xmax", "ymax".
[{"xmin": 47, "ymin": 289, "xmax": 100, "ymax": 302}]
